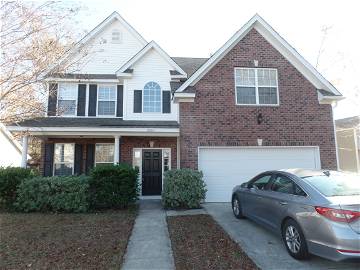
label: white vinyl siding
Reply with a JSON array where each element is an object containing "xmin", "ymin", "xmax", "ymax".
[
  {"xmin": 53, "ymin": 143, "xmax": 75, "ymax": 176},
  {"xmin": 67, "ymin": 20, "xmax": 144, "ymax": 74},
  {"xmin": 97, "ymin": 85, "xmax": 116, "ymax": 116},
  {"xmin": 199, "ymin": 146, "xmax": 320, "ymax": 202},
  {"xmin": 124, "ymin": 48, "xmax": 178, "ymax": 121},
  {"xmin": 57, "ymin": 83, "xmax": 77, "ymax": 116},
  {"xmin": 235, "ymin": 68, "xmax": 279, "ymax": 105},
  {"xmin": 95, "ymin": 143, "xmax": 114, "ymax": 166}
]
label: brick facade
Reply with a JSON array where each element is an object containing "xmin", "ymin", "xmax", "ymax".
[
  {"xmin": 40, "ymin": 136, "xmax": 177, "ymax": 176},
  {"xmin": 179, "ymin": 28, "xmax": 337, "ymax": 170}
]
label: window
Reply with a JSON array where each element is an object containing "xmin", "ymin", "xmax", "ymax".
[
  {"xmin": 111, "ymin": 30, "xmax": 122, "ymax": 43},
  {"xmin": 58, "ymin": 83, "xmax": 77, "ymax": 116},
  {"xmin": 271, "ymin": 175, "xmax": 295, "ymax": 194},
  {"xmin": 303, "ymin": 173, "xmax": 360, "ymax": 196},
  {"xmin": 98, "ymin": 85, "xmax": 116, "ymax": 116},
  {"xmin": 54, "ymin": 143, "xmax": 74, "ymax": 176},
  {"xmin": 143, "ymin": 81, "xmax": 161, "ymax": 113},
  {"xmin": 250, "ymin": 174, "xmax": 272, "ymax": 190},
  {"xmin": 163, "ymin": 149, "xmax": 170, "ymax": 171},
  {"xmin": 235, "ymin": 68, "xmax": 278, "ymax": 105},
  {"xmin": 95, "ymin": 144, "xmax": 114, "ymax": 166}
]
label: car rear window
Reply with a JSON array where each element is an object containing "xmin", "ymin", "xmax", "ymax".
[{"xmin": 303, "ymin": 173, "xmax": 360, "ymax": 196}]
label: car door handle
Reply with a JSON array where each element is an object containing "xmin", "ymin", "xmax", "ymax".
[{"xmin": 278, "ymin": 201, "xmax": 288, "ymax": 206}]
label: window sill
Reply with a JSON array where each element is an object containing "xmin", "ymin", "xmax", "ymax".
[{"xmin": 235, "ymin": 103, "xmax": 280, "ymax": 107}]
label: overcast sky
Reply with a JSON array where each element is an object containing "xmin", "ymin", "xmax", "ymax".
[{"xmin": 71, "ymin": 0, "xmax": 359, "ymax": 119}]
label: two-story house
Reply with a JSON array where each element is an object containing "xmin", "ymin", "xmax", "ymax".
[{"xmin": 7, "ymin": 12, "xmax": 343, "ymax": 202}]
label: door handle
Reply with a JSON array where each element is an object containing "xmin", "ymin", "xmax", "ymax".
[{"xmin": 279, "ymin": 201, "xmax": 288, "ymax": 206}]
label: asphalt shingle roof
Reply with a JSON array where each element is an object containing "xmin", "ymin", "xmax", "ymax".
[
  {"xmin": 172, "ymin": 57, "xmax": 208, "ymax": 77},
  {"xmin": 8, "ymin": 118, "xmax": 179, "ymax": 128}
]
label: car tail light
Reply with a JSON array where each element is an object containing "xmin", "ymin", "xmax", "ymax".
[
  {"xmin": 315, "ymin": 206, "xmax": 360, "ymax": 223},
  {"xmin": 337, "ymin": 249, "xmax": 360, "ymax": 254}
]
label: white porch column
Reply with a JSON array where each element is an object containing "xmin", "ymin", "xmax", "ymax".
[
  {"xmin": 21, "ymin": 135, "xmax": 28, "ymax": 168},
  {"xmin": 114, "ymin": 135, "xmax": 120, "ymax": 164}
]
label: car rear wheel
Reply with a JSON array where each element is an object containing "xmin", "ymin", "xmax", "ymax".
[
  {"xmin": 232, "ymin": 195, "xmax": 245, "ymax": 219},
  {"xmin": 282, "ymin": 219, "xmax": 309, "ymax": 260}
]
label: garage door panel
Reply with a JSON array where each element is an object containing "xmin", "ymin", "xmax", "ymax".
[{"xmin": 199, "ymin": 147, "xmax": 320, "ymax": 202}]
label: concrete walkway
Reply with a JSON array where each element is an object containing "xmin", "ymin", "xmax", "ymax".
[
  {"xmin": 122, "ymin": 200, "xmax": 175, "ymax": 270},
  {"xmin": 205, "ymin": 203, "xmax": 359, "ymax": 270}
]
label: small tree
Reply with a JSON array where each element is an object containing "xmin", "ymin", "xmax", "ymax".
[{"xmin": 0, "ymin": 1, "xmax": 89, "ymax": 124}]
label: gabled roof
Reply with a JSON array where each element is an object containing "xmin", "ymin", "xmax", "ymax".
[
  {"xmin": 116, "ymin": 41, "xmax": 187, "ymax": 77},
  {"xmin": 0, "ymin": 123, "xmax": 22, "ymax": 154},
  {"xmin": 172, "ymin": 57, "xmax": 208, "ymax": 77},
  {"xmin": 175, "ymin": 14, "xmax": 342, "ymax": 97},
  {"xmin": 47, "ymin": 11, "xmax": 147, "ymax": 74},
  {"xmin": 336, "ymin": 116, "xmax": 360, "ymax": 129}
]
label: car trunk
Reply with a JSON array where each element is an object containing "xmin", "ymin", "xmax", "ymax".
[{"xmin": 328, "ymin": 196, "xmax": 360, "ymax": 234}]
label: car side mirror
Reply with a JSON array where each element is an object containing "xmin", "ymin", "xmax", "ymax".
[{"xmin": 240, "ymin": 182, "xmax": 248, "ymax": 188}]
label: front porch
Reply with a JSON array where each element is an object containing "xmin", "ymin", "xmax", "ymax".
[{"xmin": 35, "ymin": 136, "xmax": 178, "ymax": 197}]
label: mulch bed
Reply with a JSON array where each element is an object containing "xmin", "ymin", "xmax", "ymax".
[
  {"xmin": 0, "ymin": 208, "xmax": 137, "ymax": 270},
  {"xmin": 167, "ymin": 214, "xmax": 258, "ymax": 270}
]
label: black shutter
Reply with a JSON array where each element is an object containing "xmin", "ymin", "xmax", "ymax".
[
  {"xmin": 162, "ymin": 91, "xmax": 171, "ymax": 113},
  {"xmin": 85, "ymin": 144, "xmax": 95, "ymax": 174},
  {"xmin": 47, "ymin": 83, "xmax": 58, "ymax": 116},
  {"xmin": 116, "ymin": 85, "xmax": 123, "ymax": 117},
  {"xmin": 88, "ymin": 84, "xmax": 97, "ymax": 116},
  {"xmin": 74, "ymin": 144, "xmax": 83, "ymax": 175},
  {"xmin": 44, "ymin": 143, "xmax": 54, "ymax": 176},
  {"xmin": 77, "ymin": 84, "xmax": 86, "ymax": 116},
  {"xmin": 134, "ymin": 90, "xmax": 142, "ymax": 113}
]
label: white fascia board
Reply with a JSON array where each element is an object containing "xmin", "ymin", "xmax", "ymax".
[
  {"xmin": 318, "ymin": 91, "xmax": 345, "ymax": 104},
  {"xmin": 45, "ymin": 77, "xmax": 121, "ymax": 83},
  {"xmin": 173, "ymin": 92, "xmax": 195, "ymax": 103},
  {"xmin": 44, "ymin": 12, "xmax": 147, "ymax": 78},
  {"xmin": 0, "ymin": 123, "xmax": 23, "ymax": 153},
  {"xmin": 6, "ymin": 126, "xmax": 179, "ymax": 136},
  {"xmin": 115, "ymin": 41, "xmax": 187, "ymax": 76},
  {"xmin": 176, "ymin": 14, "xmax": 341, "ymax": 97}
]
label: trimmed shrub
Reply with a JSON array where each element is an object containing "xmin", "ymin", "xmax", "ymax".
[
  {"xmin": 15, "ymin": 175, "xmax": 90, "ymax": 213},
  {"xmin": 162, "ymin": 169, "xmax": 207, "ymax": 209},
  {"xmin": 89, "ymin": 164, "xmax": 139, "ymax": 209},
  {"xmin": 0, "ymin": 167, "xmax": 37, "ymax": 209}
]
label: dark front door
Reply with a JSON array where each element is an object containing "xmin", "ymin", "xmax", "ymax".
[{"xmin": 142, "ymin": 149, "xmax": 162, "ymax": 195}]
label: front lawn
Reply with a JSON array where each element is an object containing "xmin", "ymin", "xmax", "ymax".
[
  {"xmin": 167, "ymin": 214, "xmax": 258, "ymax": 270},
  {"xmin": 0, "ymin": 209, "xmax": 137, "ymax": 269}
]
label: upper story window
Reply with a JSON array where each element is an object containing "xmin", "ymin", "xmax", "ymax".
[
  {"xmin": 143, "ymin": 81, "xmax": 161, "ymax": 113},
  {"xmin": 235, "ymin": 68, "xmax": 278, "ymax": 106},
  {"xmin": 53, "ymin": 143, "xmax": 74, "ymax": 176},
  {"xmin": 58, "ymin": 83, "xmax": 77, "ymax": 116},
  {"xmin": 97, "ymin": 85, "xmax": 116, "ymax": 116},
  {"xmin": 111, "ymin": 30, "xmax": 122, "ymax": 43}
]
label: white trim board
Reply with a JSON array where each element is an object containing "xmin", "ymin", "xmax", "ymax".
[{"xmin": 175, "ymin": 14, "xmax": 342, "ymax": 98}]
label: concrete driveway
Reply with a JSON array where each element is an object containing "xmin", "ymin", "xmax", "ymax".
[{"xmin": 204, "ymin": 203, "xmax": 359, "ymax": 270}]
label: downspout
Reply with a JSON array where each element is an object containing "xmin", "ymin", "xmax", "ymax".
[{"xmin": 331, "ymin": 102, "xmax": 340, "ymax": 170}]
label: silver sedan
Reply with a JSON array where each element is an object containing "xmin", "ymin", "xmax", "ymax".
[{"xmin": 231, "ymin": 169, "xmax": 360, "ymax": 261}]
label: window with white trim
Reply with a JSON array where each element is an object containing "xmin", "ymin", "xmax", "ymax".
[
  {"xmin": 95, "ymin": 144, "xmax": 114, "ymax": 166},
  {"xmin": 111, "ymin": 30, "xmax": 122, "ymax": 43},
  {"xmin": 53, "ymin": 143, "xmax": 74, "ymax": 176},
  {"xmin": 235, "ymin": 68, "xmax": 278, "ymax": 105},
  {"xmin": 58, "ymin": 83, "xmax": 77, "ymax": 115},
  {"xmin": 143, "ymin": 81, "xmax": 161, "ymax": 113},
  {"xmin": 98, "ymin": 85, "xmax": 116, "ymax": 116}
]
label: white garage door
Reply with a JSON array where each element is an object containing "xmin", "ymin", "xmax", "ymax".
[{"xmin": 199, "ymin": 146, "xmax": 321, "ymax": 202}]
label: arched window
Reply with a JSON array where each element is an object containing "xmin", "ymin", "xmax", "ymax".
[{"xmin": 143, "ymin": 81, "xmax": 161, "ymax": 112}]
